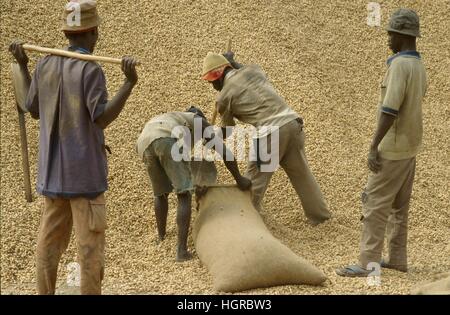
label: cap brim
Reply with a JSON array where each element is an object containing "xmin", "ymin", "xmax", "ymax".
[
  {"xmin": 202, "ymin": 69, "xmax": 224, "ymax": 82},
  {"xmin": 63, "ymin": 26, "xmax": 98, "ymax": 34}
]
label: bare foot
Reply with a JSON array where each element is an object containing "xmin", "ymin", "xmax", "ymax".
[{"xmin": 176, "ymin": 250, "xmax": 193, "ymax": 262}]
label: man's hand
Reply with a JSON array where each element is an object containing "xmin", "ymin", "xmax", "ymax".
[
  {"xmin": 222, "ymin": 51, "xmax": 242, "ymax": 69},
  {"xmin": 121, "ymin": 56, "xmax": 138, "ymax": 85},
  {"xmin": 368, "ymin": 148, "xmax": 382, "ymax": 173},
  {"xmin": 236, "ymin": 176, "xmax": 252, "ymax": 191},
  {"xmin": 9, "ymin": 40, "xmax": 29, "ymax": 66},
  {"xmin": 223, "ymin": 51, "xmax": 235, "ymax": 63}
]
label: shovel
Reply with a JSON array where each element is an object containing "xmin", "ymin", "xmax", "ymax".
[{"xmin": 11, "ymin": 63, "xmax": 32, "ymax": 202}]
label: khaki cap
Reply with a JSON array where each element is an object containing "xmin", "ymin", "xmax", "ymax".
[
  {"xmin": 62, "ymin": 0, "xmax": 100, "ymax": 33},
  {"xmin": 202, "ymin": 52, "xmax": 231, "ymax": 81},
  {"xmin": 386, "ymin": 8, "xmax": 421, "ymax": 38}
]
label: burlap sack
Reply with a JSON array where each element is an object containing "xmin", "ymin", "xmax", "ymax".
[
  {"xmin": 193, "ymin": 186, "xmax": 327, "ymax": 292},
  {"xmin": 411, "ymin": 272, "xmax": 450, "ymax": 295}
]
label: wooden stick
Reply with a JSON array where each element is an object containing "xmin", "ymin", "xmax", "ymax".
[
  {"xmin": 17, "ymin": 106, "xmax": 33, "ymax": 202},
  {"xmin": 22, "ymin": 44, "xmax": 140, "ymax": 66},
  {"xmin": 11, "ymin": 63, "xmax": 32, "ymax": 202},
  {"xmin": 211, "ymin": 102, "xmax": 219, "ymax": 126}
]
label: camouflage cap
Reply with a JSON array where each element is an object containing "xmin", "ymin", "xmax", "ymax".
[{"xmin": 386, "ymin": 8, "xmax": 421, "ymax": 38}]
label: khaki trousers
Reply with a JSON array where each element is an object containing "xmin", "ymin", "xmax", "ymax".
[
  {"xmin": 359, "ymin": 157, "xmax": 416, "ymax": 269},
  {"xmin": 246, "ymin": 119, "xmax": 331, "ymax": 224},
  {"xmin": 36, "ymin": 194, "xmax": 106, "ymax": 295}
]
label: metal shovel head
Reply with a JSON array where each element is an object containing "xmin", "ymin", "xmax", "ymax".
[
  {"xmin": 190, "ymin": 159, "xmax": 217, "ymax": 187},
  {"xmin": 11, "ymin": 63, "xmax": 29, "ymax": 112}
]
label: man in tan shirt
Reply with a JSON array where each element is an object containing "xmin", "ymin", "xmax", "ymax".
[
  {"xmin": 202, "ymin": 52, "xmax": 331, "ymax": 226},
  {"xmin": 337, "ymin": 8, "xmax": 427, "ymax": 277}
]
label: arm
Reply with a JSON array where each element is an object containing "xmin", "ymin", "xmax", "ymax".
[
  {"xmin": 95, "ymin": 56, "xmax": 138, "ymax": 129},
  {"xmin": 221, "ymin": 127, "xmax": 234, "ymax": 139},
  {"xmin": 368, "ymin": 112, "xmax": 396, "ymax": 173},
  {"xmin": 368, "ymin": 60, "xmax": 407, "ymax": 173},
  {"xmin": 216, "ymin": 96, "xmax": 236, "ymax": 138},
  {"xmin": 199, "ymin": 117, "xmax": 251, "ymax": 190}
]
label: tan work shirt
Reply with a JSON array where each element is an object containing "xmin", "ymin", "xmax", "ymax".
[
  {"xmin": 136, "ymin": 112, "xmax": 197, "ymax": 159},
  {"xmin": 378, "ymin": 51, "xmax": 427, "ymax": 160},
  {"xmin": 216, "ymin": 65, "xmax": 299, "ymax": 138}
]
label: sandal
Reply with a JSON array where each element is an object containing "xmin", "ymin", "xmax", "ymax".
[{"xmin": 336, "ymin": 265, "xmax": 371, "ymax": 278}]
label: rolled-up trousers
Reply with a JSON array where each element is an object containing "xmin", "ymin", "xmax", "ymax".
[
  {"xmin": 36, "ymin": 194, "xmax": 106, "ymax": 295},
  {"xmin": 359, "ymin": 157, "xmax": 416, "ymax": 269}
]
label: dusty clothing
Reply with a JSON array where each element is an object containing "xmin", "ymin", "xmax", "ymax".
[
  {"xmin": 359, "ymin": 158, "xmax": 416, "ymax": 269},
  {"xmin": 36, "ymin": 194, "xmax": 106, "ymax": 295},
  {"xmin": 136, "ymin": 112, "xmax": 197, "ymax": 159},
  {"xmin": 143, "ymin": 137, "xmax": 193, "ymax": 197},
  {"xmin": 246, "ymin": 119, "xmax": 330, "ymax": 225},
  {"xmin": 25, "ymin": 49, "xmax": 109, "ymax": 199},
  {"xmin": 216, "ymin": 65, "xmax": 299, "ymax": 138},
  {"xmin": 358, "ymin": 51, "xmax": 426, "ymax": 269},
  {"xmin": 378, "ymin": 51, "xmax": 427, "ymax": 160}
]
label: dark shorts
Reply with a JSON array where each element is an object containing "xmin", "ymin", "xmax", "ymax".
[{"xmin": 143, "ymin": 137, "xmax": 193, "ymax": 197}]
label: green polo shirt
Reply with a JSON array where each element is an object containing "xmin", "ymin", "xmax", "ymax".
[{"xmin": 378, "ymin": 51, "xmax": 427, "ymax": 160}]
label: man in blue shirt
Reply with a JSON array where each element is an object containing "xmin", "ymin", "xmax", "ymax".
[{"xmin": 9, "ymin": 0, "xmax": 138, "ymax": 294}]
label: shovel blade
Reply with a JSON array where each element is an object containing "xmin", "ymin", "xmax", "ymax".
[{"xmin": 11, "ymin": 63, "xmax": 29, "ymax": 112}]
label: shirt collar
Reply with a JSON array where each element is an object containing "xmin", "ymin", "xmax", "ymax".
[
  {"xmin": 224, "ymin": 68, "xmax": 237, "ymax": 83},
  {"xmin": 68, "ymin": 46, "xmax": 92, "ymax": 55},
  {"xmin": 387, "ymin": 50, "xmax": 421, "ymax": 66}
]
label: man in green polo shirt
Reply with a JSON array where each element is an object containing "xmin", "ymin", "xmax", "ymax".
[{"xmin": 337, "ymin": 8, "xmax": 427, "ymax": 277}]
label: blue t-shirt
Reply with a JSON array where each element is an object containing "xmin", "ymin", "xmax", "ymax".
[{"xmin": 25, "ymin": 49, "xmax": 109, "ymax": 199}]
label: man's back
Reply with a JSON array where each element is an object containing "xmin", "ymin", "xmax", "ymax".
[
  {"xmin": 216, "ymin": 64, "xmax": 298, "ymax": 136},
  {"xmin": 136, "ymin": 111, "xmax": 197, "ymax": 159},
  {"xmin": 25, "ymin": 54, "xmax": 109, "ymax": 198}
]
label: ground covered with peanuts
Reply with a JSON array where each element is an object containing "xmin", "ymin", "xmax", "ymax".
[{"xmin": 1, "ymin": 0, "xmax": 449, "ymax": 294}]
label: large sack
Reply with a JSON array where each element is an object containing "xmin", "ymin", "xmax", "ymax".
[
  {"xmin": 411, "ymin": 272, "xmax": 450, "ymax": 295},
  {"xmin": 193, "ymin": 186, "xmax": 327, "ymax": 293},
  {"xmin": 190, "ymin": 159, "xmax": 217, "ymax": 187}
]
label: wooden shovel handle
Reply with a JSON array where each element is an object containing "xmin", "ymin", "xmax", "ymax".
[
  {"xmin": 211, "ymin": 105, "xmax": 219, "ymax": 126},
  {"xmin": 17, "ymin": 107, "xmax": 33, "ymax": 202},
  {"xmin": 22, "ymin": 44, "xmax": 140, "ymax": 66}
]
